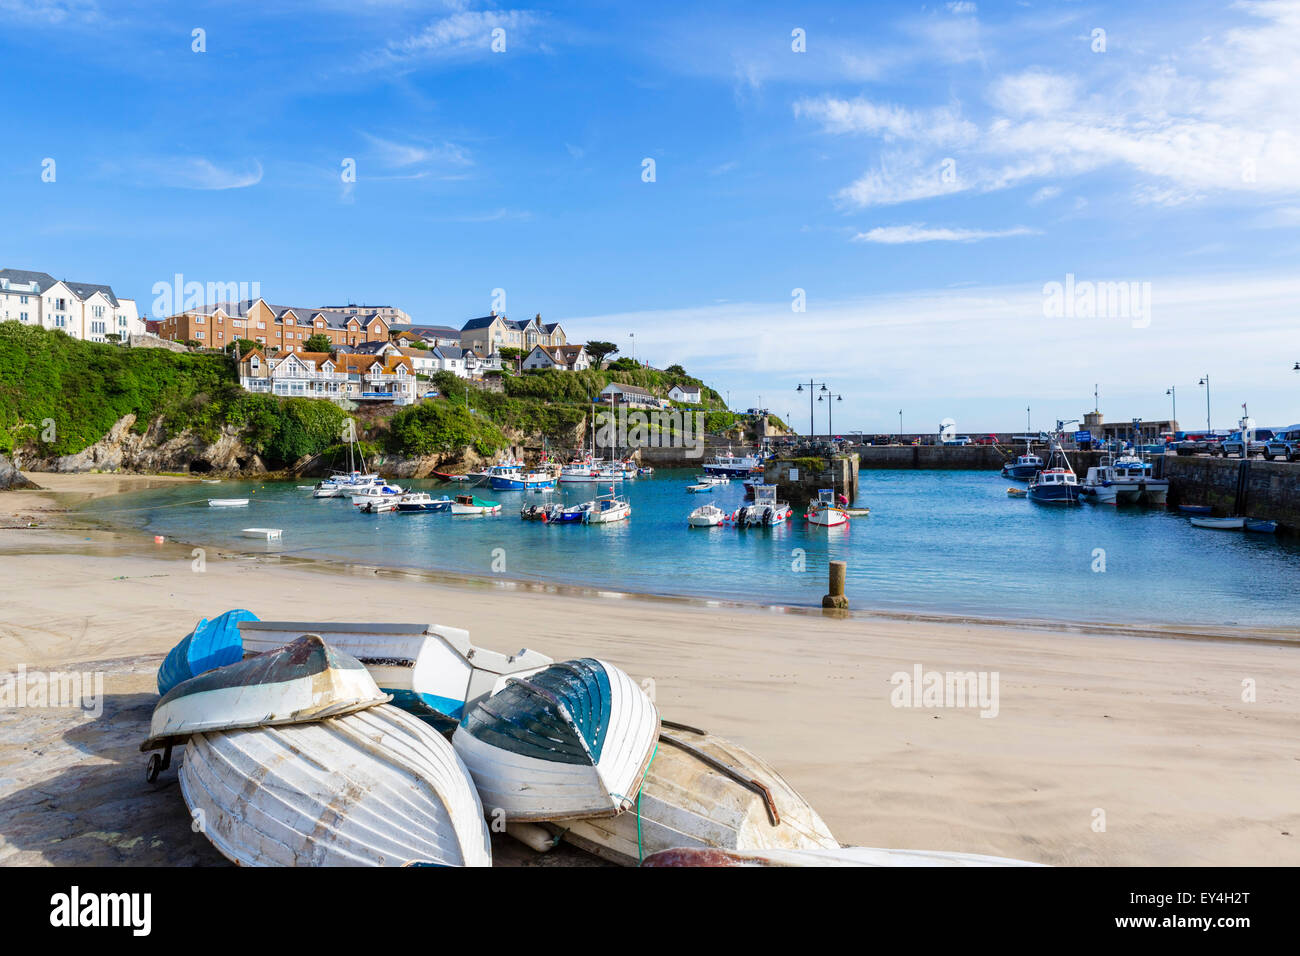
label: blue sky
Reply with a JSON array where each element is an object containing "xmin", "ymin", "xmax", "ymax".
[{"xmin": 3, "ymin": 0, "xmax": 1299, "ymax": 433}]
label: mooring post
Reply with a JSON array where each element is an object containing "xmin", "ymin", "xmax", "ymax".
[{"xmin": 823, "ymin": 560, "xmax": 849, "ymax": 609}]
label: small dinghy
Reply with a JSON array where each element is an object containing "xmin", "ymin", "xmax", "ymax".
[
  {"xmin": 453, "ymin": 658, "xmax": 659, "ymax": 821},
  {"xmin": 641, "ymin": 846, "xmax": 1043, "ymax": 867},
  {"xmin": 557, "ymin": 722, "xmax": 839, "ymax": 866},
  {"xmin": 1006, "ymin": 487, "xmax": 1028, "ymax": 498},
  {"xmin": 242, "ymin": 527, "xmax": 283, "ymax": 540},
  {"xmin": 239, "ymin": 620, "xmax": 552, "ymax": 733},
  {"xmin": 686, "ymin": 483, "xmax": 713, "ymax": 493},
  {"xmin": 1177, "ymin": 504, "xmax": 1213, "ymax": 515},
  {"xmin": 1245, "ymin": 519, "xmax": 1278, "ymax": 534},
  {"xmin": 844, "ymin": 507, "xmax": 870, "ymax": 516},
  {"xmin": 142, "ymin": 634, "xmax": 390, "ymax": 754},
  {"xmin": 1190, "ymin": 516, "xmax": 1245, "ymax": 529},
  {"xmin": 180, "ymin": 703, "xmax": 492, "ymax": 867},
  {"xmin": 208, "ymin": 498, "xmax": 249, "ymax": 507},
  {"xmin": 157, "ymin": 608, "xmax": 259, "ymax": 695}
]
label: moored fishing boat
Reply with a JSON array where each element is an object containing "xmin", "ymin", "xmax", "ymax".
[
  {"xmin": 557, "ymin": 722, "xmax": 839, "ymax": 866},
  {"xmin": 395, "ymin": 492, "xmax": 452, "ymax": 513},
  {"xmin": 1026, "ymin": 424, "xmax": 1080, "ymax": 505},
  {"xmin": 180, "ymin": 703, "xmax": 492, "ymax": 867},
  {"xmin": 735, "ymin": 484, "xmax": 793, "ymax": 526},
  {"xmin": 452, "ymin": 658, "xmax": 659, "ymax": 820},
  {"xmin": 487, "ymin": 463, "xmax": 557, "ymax": 491},
  {"xmin": 351, "ymin": 482, "xmax": 404, "ymax": 506},
  {"xmin": 805, "ymin": 488, "xmax": 850, "ymax": 527},
  {"xmin": 687, "ymin": 503, "xmax": 727, "ymax": 527},
  {"xmin": 239, "ymin": 619, "xmax": 552, "ymax": 733},
  {"xmin": 450, "ymin": 494, "xmax": 501, "ymax": 515},
  {"xmin": 143, "ymin": 634, "xmax": 391, "ymax": 754},
  {"xmin": 702, "ymin": 448, "xmax": 765, "ymax": 477},
  {"xmin": 1000, "ymin": 452, "xmax": 1044, "ymax": 480}
]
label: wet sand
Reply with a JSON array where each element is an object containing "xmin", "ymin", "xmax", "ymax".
[{"xmin": 1, "ymin": 473, "xmax": 1298, "ymax": 866}]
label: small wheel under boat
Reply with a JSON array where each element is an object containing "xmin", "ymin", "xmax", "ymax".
[{"xmin": 145, "ymin": 743, "xmax": 174, "ymax": 784}]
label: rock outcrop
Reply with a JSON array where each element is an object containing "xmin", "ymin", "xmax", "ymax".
[
  {"xmin": 0, "ymin": 454, "xmax": 41, "ymax": 490},
  {"xmin": 23, "ymin": 415, "xmax": 266, "ymax": 477}
]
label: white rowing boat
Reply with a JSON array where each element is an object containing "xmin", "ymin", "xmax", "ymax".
[
  {"xmin": 208, "ymin": 498, "xmax": 249, "ymax": 507},
  {"xmin": 238, "ymin": 620, "xmax": 552, "ymax": 733},
  {"xmin": 241, "ymin": 527, "xmax": 283, "ymax": 540},
  {"xmin": 453, "ymin": 658, "xmax": 659, "ymax": 821},
  {"xmin": 142, "ymin": 634, "xmax": 389, "ymax": 752},
  {"xmin": 557, "ymin": 722, "xmax": 839, "ymax": 866},
  {"xmin": 180, "ymin": 703, "xmax": 492, "ymax": 867},
  {"xmin": 1189, "ymin": 516, "xmax": 1246, "ymax": 529}
]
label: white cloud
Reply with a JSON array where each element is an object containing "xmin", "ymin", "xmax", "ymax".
[
  {"xmin": 137, "ymin": 157, "xmax": 263, "ymax": 190},
  {"xmin": 799, "ymin": 2, "xmax": 1300, "ymax": 208},
  {"xmin": 1030, "ymin": 185, "xmax": 1061, "ymax": 203},
  {"xmin": 363, "ymin": 10, "xmax": 538, "ymax": 70},
  {"xmin": 853, "ymin": 224, "xmax": 1039, "ymax": 243},
  {"xmin": 362, "ymin": 132, "xmax": 472, "ymax": 168},
  {"xmin": 947, "ymin": 2, "xmax": 977, "ymax": 13},
  {"xmin": 0, "ymin": 0, "xmax": 98, "ymax": 24}
]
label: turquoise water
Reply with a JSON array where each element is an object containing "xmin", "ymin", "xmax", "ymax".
[{"xmin": 76, "ymin": 469, "xmax": 1300, "ymax": 629}]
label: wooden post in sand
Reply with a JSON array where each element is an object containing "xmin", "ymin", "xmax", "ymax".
[{"xmin": 823, "ymin": 560, "xmax": 848, "ymax": 609}]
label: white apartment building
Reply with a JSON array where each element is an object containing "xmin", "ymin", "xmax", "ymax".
[{"xmin": 0, "ymin": 268, "xmax": 141, "ymax": 342}]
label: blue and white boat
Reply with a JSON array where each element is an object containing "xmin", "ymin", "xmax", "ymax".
[
  {"xmin": 1001, "ymin": 452, "xmax": 1044, "ymax": 480},
  {"xmin": 238, "ymin": 619, "xmax": 553, "ymax": 734},
  {"xmin": 1027, "ymin": 426, "xmax": 1080, "ymax": 505},
  {"xmin": 487, "ymin": 463, "xmax": 558, "ymax": 491},
  {"xmin": 396, "ymin": 493, "xmax": 453, "ymax": 513},
  {"xmin": 452, "ymin": 658, "xmax": 660, "ymax": 820}
]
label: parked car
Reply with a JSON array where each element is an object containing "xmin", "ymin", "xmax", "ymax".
[
  {"xmin": 1263, "ymin": 426, "xmax": 1300, "ymax": 461},
  {"xmin": 1219, "ymin": 428, "xmax": 1277, "ymax": 458}
]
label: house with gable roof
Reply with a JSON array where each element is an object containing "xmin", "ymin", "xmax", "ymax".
[{"xmin": 0, "ymin": 267, "xmax": 141, "ymax": 341}]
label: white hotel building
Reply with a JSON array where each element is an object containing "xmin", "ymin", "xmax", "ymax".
[{"xmin": 0, "ymin": 268, "xmax": 142, "ymax": 343}]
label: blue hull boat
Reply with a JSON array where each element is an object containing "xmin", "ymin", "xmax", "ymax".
[
  {"xmin": 157, "ymin": 609, "xmax": 259, "ymax": 695},
  {"xmin": 397, "ymin": 498, "xmax": 452, "ymax": 513},
  {"xmin": 1177, "ymin": 504, "xmax": 1213, "ymax": 515}
]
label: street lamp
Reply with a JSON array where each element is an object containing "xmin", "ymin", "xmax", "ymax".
[
  {"xmin": 796, "ymin": 381, "xmax": 828, "ymax": 437},
  {"xmin": 898, "ymin": 409, "xmax": 903, "ymax": 442},
  {"xmin": 1198, "ymin": 375, "xmax": 1211, "ymax": 433},
  {"xmin": 629, "ymin": 333, "xmax": 635, "ymax": 365},
  {"xmin": 818, "ymin": 392, "xmax": 843, "ymax": 437},
  {"xmin": 1166, "ymin": 386, "xmax": 1176, "ymax": 426}
]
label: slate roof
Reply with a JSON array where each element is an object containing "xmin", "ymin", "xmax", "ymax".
[{"xmin": 0, "ymin": 268, "xmax": 121, "ymax": 306}]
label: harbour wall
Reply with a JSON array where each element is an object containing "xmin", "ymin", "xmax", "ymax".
[
  {"xmin": 765, "ymin": 454, "xmax": 860, "ymax": 508},
  {"xmin": 1164, "ymin": 456, "xmax": 1300, "ymax": 527}
]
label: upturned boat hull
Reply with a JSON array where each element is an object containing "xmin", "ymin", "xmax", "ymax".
[
  {"xmin": 157, "ymin": 609, "xmax": 259, "ymax": 696},
  {"xmin": 453, "ymin": 658, "xmax": 659, "ymax": 821},
  {"xmin": 180, "ymin": 704, "xmax": 492, "ymax": 867},
  {"xmin": 239, "ymin": 620, "xmax": 552, "ymax": 733},
  {"xmin": 558, "ymin": 724, "xmax": 838, "ymax": 866}
]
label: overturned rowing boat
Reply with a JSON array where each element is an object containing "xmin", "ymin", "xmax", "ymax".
[
  {"xmin": 142, "ymin": 634, "xmax": 389, "ymax": 752},
  {"xmin": 239, "ymin": 619, "xmax": 552, "ymax": 733},
  {"xmin": 157, "ymin": 608, "xmax": 259, "ymax": 696},
  {"xmin": 453, "ymin": 658, "xmax": 659, "ymax": 821},
  {"xmin": 180, "ymin": 703, "xmax": 492, "ymax": 867},
  {"xmin": 556, "ymin": 721, "xmax": 839, "ymax": 866}
]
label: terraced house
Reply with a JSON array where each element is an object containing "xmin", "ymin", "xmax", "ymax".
[
  {"xmin": 157, "ymin": 299, "xmax": 393, "ymax": 351},
  {"xmin": 460, "ymin": 311, "xmax": 566, "ymax": 356},
  {"xmin": 0, "ymin": 267, "xmax": 142, "ymax": 342},
  {"xmin": 236, "ymin": 349, "xmax": 418, "ymax": 404}
]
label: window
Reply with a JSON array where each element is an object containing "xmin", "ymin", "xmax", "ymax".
[
  {"xmin": 195, "ymin": 315, "xmax": 205, "ymax": 324},
  {"xmin": 258, "ymin": 322, "xmax": 266, "ymax": 329},
  {"xmin": 196, "ymin": 330, "xmax": 205, "ymax": 339},
  {"xmin": 19, "ymin": 295, "xmax": 27, "ymax": 304}
]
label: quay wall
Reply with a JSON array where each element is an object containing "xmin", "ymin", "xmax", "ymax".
[
  {"xmin": 1164, "ymin": 456, "xmax": 1300, "ymax": 527},
  {"xmin": 765, "ymin": 454, "xmax": 860, "ymax": 508}
]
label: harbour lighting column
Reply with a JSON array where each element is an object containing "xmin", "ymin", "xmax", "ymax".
[
  {"xmin": 1166, "ymin": 386, "xmax": 1176, "ymax": 427},
  {"xmin": 1198, "ymin": 375, "xmax": 1211, "ymax": 433},
  {"xmin": 796, "ymin": 381, "xmax": 828, "ymax": 438},
  {"xmin": 819, "ymin": 392, "xmax": 843, "ymax": 437}
]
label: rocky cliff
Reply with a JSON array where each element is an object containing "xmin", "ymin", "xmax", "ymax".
[{"xmin": 18, "ymin": 415, "xmax": 267, "ymax": 476}]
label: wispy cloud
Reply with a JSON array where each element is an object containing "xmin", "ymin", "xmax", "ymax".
[
  {"xmin": 0, "ymin": 0, "xmax": 99, "ymax": 25},
  {"xmin": 361, "ymin": 9, "xmax": 540, "ymax": 71},
  {"xmin": 134, "ymin": 157, "xmax": 263, "ymax": 190},
  {"xmin": 361, "ymin": 132, "xmax": 473, "ymax": 168},
  {"xmin": 852, "ymin": 224, "xmax": 1039, "ymax": 244}
]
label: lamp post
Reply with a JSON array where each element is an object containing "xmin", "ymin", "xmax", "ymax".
[
  {"xmin": 1198, "ymin": 375, "xmax": 1211, "ymax": 433},
  {"xmin": 628, "ymin": 333, "xmax": 635, "ymax": 365},
  {"xmin": 796, "ymin": 381, "xmax": 828, "ymax": 437},
  {"xmin": 818, "ymin": 392, "xmax": 843, "ymax": 437},
  {"xmin": 1166, "ymin": 386, "xmax": 1176, "ymax": 426},
  {"xmin": 898, "ymin": 409, "xmax": 903, "ymax": 442}
]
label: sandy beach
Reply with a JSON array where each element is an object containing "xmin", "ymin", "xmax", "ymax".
[{"xmin": 1, "ymin": 473, "xmax": 1297, "ymax": 867}]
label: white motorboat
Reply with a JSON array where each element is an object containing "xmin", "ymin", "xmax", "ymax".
[
  {"xmin": 695, "ymin": 475, "xmax": 730, "ymax": 485},
  {"xmin": 702, "ymin": 448, "xmax": 765, "ymax": 477},
  {"xmin": 207, "ymin": 498, "xmax": 249, "ymax": 508},
  {"xmin": 687, "ymin": 504, "xmax": 727, "ymax": 527},
  {"xmin": 241, "ymin": 528, "xmax": 283, "ymax": 540},
  {"xmin": 805, "ymin": 489, "xmax": 850, "ymax": 527},
  {"xmin": 450, "ymin": 494, "xmax": 501, "ymax": 515},
  {"xmin": 1107, "ymin": 452, "xmax": 1169, "ymax": 505},
  {"xmin": 358, "ymin": 496, "xmax": 399, "ymax": 513},
  {"xmin": 350, "ymin": 483, "xmax": 404, "ymax": 506},
  {"xmin": 686, "ymin": 483, "xmax": 714, "ymax": 493},
  {"xmin": 735, "ymin": 484, "xmax": 792, "ymax": 527}
]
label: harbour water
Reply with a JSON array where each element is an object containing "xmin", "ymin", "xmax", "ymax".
[{"xmin": 76, "ymin": 469, "xmax": 1300, "ymax": 629}]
